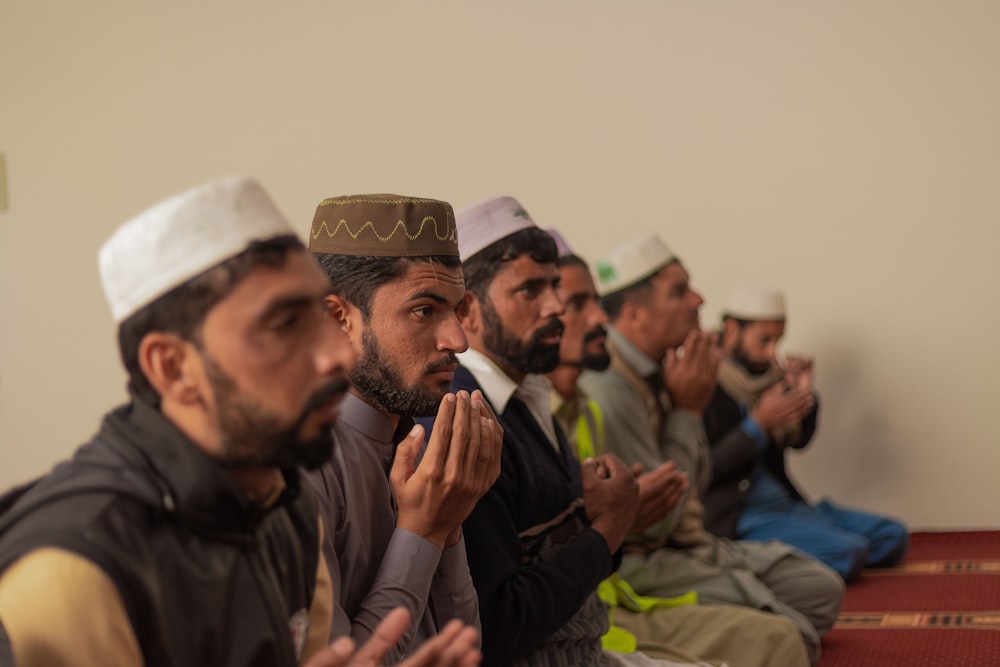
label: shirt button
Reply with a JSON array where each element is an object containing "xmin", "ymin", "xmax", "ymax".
[{"xmin": 738, "ymin": 479, "xmax": 750, "ymax": 492}]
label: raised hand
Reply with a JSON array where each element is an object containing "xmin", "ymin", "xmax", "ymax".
[
  {"xmin": 581, "ymin": 453, "xmax": 639, "ymax": 552},
  {"xmin": 305, "ymin": 607, "xmax": 482, "ymax": 667},
  {"xmin": 391, "ymin": 390, "xmax": 502, "ymax": 549},
  {"xmin": 663, "ymin": 329, "xmax": 722, "ymax": 415},
  {"xmin": 751, "ymin": 383, "xmax": 815, "ymax": 432},
  {"xmin": 782, "ymin": 355, "xmax": 815, "ymax": 392},
  {"xmin": 629, "ymin": 461, "xmax": 689, "ymax": 532}
]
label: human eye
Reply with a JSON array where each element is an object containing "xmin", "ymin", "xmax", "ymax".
[
  {"xmin": 516, "ymin": 281, "xmax": 543, "ymax": 299},
  {"xmin": 413, "ymin": 305, "xmax": 435, "ymax": 320},
  {"xmin": 267, "ymin": 299, "xmax": 323, "ymax": 335},
  {"xmin": 269, "ymin": 310, "xmax": 301, "ymax": 333}
]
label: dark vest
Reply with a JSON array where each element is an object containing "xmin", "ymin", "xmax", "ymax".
[{"xmin": 0, "ymin": 400, "xmax": 320, "ymax": 667}]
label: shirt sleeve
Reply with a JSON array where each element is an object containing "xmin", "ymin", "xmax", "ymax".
[
  {"xmin": 428, "ymin": 535, "xmax": 481, "ymax": 639},
  {"xmin": 0, "ymin": 548, "xmax": 142, "ymax": 667},
  {"xmin": 344, "ymin": 527, "xmax": 442, "ymax": 657},
  {"xmin": 785, "ymin": 397, "xmax": 820, "ymax": 451},
  {"xmin": 584, "ymin": 372, "xmax": 694, "ymax": 543},
  {"xmin": 305, "ymin": 463, "xmax": 444, "ymax": 661}
]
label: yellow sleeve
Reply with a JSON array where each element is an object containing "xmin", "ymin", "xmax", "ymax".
[
  {"xmin": 300, "ymin": 517, "xmax": 334, "ymax": 664},
  {"xmin": 0, "ymin": 548, "xmax": 142, "ymax": 667}
]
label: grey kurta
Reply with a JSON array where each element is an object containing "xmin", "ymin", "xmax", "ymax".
[
  {"xmin": 304, "ymin": 392, "xmax": 480, "ymax": 661},
  {"xmin": 551, "ymin": 390, "xmax": 810, "ymax": 667},
  {"xmin": 579, "ymin": 327, "xmax": 843, "ymax": 667}
]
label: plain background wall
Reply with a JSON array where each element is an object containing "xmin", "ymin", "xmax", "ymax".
[{"xmin": 2, "ymin": 1, "xmax": 998, "ymax": 528}]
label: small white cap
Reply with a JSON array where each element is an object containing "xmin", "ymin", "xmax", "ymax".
[
  {"xmin": 724, "ymin": 285, "xmax": 786, "ymax": 321},
  {"xmin": 99, "ymin": 176, "xmax": 295, "ymax": 323},
  {"xmin": 545, "ymin": 228, "xmax": 574, "ymax": 257},
  {"xmin": 455, "ymin": 196, "xmax": 537, "ymax": 260},
  {"xmin": 593, "ymin": 232, "xmax": 676, "ymax": 296}
]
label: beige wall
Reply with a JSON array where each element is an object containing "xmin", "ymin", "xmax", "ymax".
[{"xmin": 2, "ymin": 1, "xmax": 998, "ymax": 528}]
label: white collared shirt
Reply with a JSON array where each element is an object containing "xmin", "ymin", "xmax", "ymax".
[{"xmin": 458, "ymin": 349, "xmax": 560, "ymax": 451}]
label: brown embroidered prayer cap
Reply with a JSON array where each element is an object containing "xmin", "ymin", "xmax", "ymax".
[{"xmin": 308, "ymin": 194, "xmax": 459, "ymax": 257}]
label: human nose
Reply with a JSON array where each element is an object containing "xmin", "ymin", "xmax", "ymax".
[
  {"xmin": 766, "ymin": 342, "xmax": 779, "ymax": 363},
  {"xmin": 541, "ymin": 287, "xmax": 565, "ymax": 319},
  {"xmin": 689, "ymin": 288, "xmax": 705, "ymax": 308},
  {"xmin": 438, "ymin": 314, "xmax": 469, "ymax": 354},
  {"xmin": 587, "ymin": 301, "xmax": 609, "ymax": 328}
]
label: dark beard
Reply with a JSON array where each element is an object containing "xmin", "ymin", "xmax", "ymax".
[
  {"xmin": 205, "ymin": 355, "xmax": 346, "ymax": 471},
  {"xmin": 580, "ymin": 325, "xmax": 611, "ymax": 371},
  {"xmin": 481, "ymin": 298, "xmax": 563, "ymax": 375},
  {"xmin": 733, "ymin": 339, "xmax": 772, "ymax": 376},
  {"xmin": 350, "ymin": 327, "xmax": 455, "ymax": 418}
]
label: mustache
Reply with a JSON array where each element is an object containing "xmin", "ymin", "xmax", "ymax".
[
  {"xmin": 533, "ymin": 317, "xmax": 565, "ymax": 341},
  {"xmin": 583, "ymin": 325, "xmax": 607, "ymax": 344},
  {"xmin": 303, "ymin": 376, "xmax": 351, "ymax": 414},
  {"xmin": 424, "ymin": 354, "xmax": 459, "ymax": 374}
]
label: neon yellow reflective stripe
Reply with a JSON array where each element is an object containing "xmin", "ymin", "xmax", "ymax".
[
  {"xmin": 577, "ymin": 401, "xmax": 694, "ymax": 652},
  {"xmin": 575, "ymin": 399, "xmax": 606, "ymax": 461},
  {"xmin": 587, "ymin": 399, "xmax": 605, "ymax": 455},
  {"xmin": 610, "ymin": 573, "xmax": 698, "ymax": 612},
  {"xmin": 601, "ymin": 625, "xmax": 638, "ymax": 654},
  {"xmin": 597, "ymin": 579, "xmax": 638, "ymax": 653},
  {"xmin": 597, "ymin": 578, "xmax": 618, "ymax": 608},
  {"xmin": 575, "ymin": 415, "xmax": 597, "ymax": 461}
]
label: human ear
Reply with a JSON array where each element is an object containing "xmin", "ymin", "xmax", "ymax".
[
  {"xmin": 459, "ymin": 293, "xmax": 481, "ymax": 335},
  {"xmin": 324, "ymin": 294, "xmax": 355, "ymax": 335},
  {"xmin": 137, "ymin": 333, "xmax": 202, "ymax": 405}
]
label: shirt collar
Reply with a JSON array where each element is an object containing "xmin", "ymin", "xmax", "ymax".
[
  {"xmin": 457, "ymin": 348, "xmax": 520, "ymax": 412},
  {"xmin": 338, "ymin": 391, "xmax": 398, "ymax": 446},
  {"xmin": 516, "ymin": 373, "xmax": 556, "ymax": 423},
  {"xmin": 607, "ymin": 325, "xmax": 661, "ymax": 380},
  {"xmin": 458, "ymin": 349, "xmax": 559, "ymax": 448}
]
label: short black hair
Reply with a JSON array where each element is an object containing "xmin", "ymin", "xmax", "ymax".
[
  {"xmin": 463, "ymin": 227, "xmax": 559, "ymax": 300},
  {"xmin": 557, "ymin": 253, "xmax": 589, "ymax": 271},
  {"xmin": 600, "ymin": 276, "xmax": 655, "ymax": 322},
  {"xmin": 313, "ymin": 253, "xmax": 462, "ymax": 319},
  {"xmin": 117, "ymin": 235, "xmax": 304, "ymax": 406}
]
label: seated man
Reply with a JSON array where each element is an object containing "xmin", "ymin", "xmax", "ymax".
[
  {"xmin": 702, "ymin": 284, "xmax": 909, "ymax": 581},
  {"xmin": 544, "ymin": 230, "xmax": 810, "ymax": 667},
  {"xmin": 579, "ymin": 233, "xmax": 844, "ymax": 666},
  {"xmin": 0, "ymin": 177, "xmax": 480, "ymax": 667},
  {"xmin": 421, "ymin": 197, "xmax": 708, "ymax": 667},
  {"xmin": 304, "ymin": 194, "xmax": 501, "ymax": 659}
]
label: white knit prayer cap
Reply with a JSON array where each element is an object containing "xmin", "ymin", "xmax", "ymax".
[
  {"xmin": 724, "ymin": 285, "xmax": 787, "ymax": 321},
  {"xmin": 99, "ymin": 176, "xmax": 296, "ymax": 323},
  {"xmin": 545, "ymin": 228, "xmax": 574, "ymax": 258},
  {"xmin": 455, "ymin": 196, "xmax": 538, "ymax": 260},
  {"xmin": 593, "ymin": 232, "xmax": 676, "ymax": 296}
]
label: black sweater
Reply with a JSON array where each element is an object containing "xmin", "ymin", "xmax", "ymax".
[{"xmin": 418, "ymin": 365, "xmax": 615, "ymax": 667}]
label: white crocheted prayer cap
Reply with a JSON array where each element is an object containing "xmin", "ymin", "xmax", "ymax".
[
  {"xmin": 99, "ymin": 176, "xmax": 295, "ymax": 323},
  {"xmin": 545, "ymin": 228, "xmax": 574, "ymax": 258},
  {"xmin": 455, "ymin": 196, "xmax": 538, "ymax": 260},
  {"xmin": 724, "ymin": 285, "xmax": 787, "ymax": 321},
  {"xmin": 593, "ymin": 232, "xmax": 676, "ymax": 296}
]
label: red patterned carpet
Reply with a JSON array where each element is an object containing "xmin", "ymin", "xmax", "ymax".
[{"xmin": 819, "ymin": 531, "xmax": 1000, "ymax": 666}]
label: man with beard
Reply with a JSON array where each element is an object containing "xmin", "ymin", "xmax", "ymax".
[
  {"xmin": 304, "ymin": 194, "xmax": 502, "ymax": 660},
  {"xmin": 703, "ymin": 285, "xmax": 908, "ymax": 581},
  {"xmin": 544, "ymin": 231, "xmax": 810, "ymax": 667},
  {"xmin": 420, "ymin": 197, "xmax": 708, "ymax": 667},
  {"xmin": 579, "ymin": 234, "xmax": 844, "ymax": 666},
  {"xmin": 0, "ymin": 177, "xmax": 482, "ymax": 667}
]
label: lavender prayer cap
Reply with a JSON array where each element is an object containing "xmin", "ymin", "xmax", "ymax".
[{"xmin": 455, "ymin": 196, "xmax": 537, "ymax": 260}]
